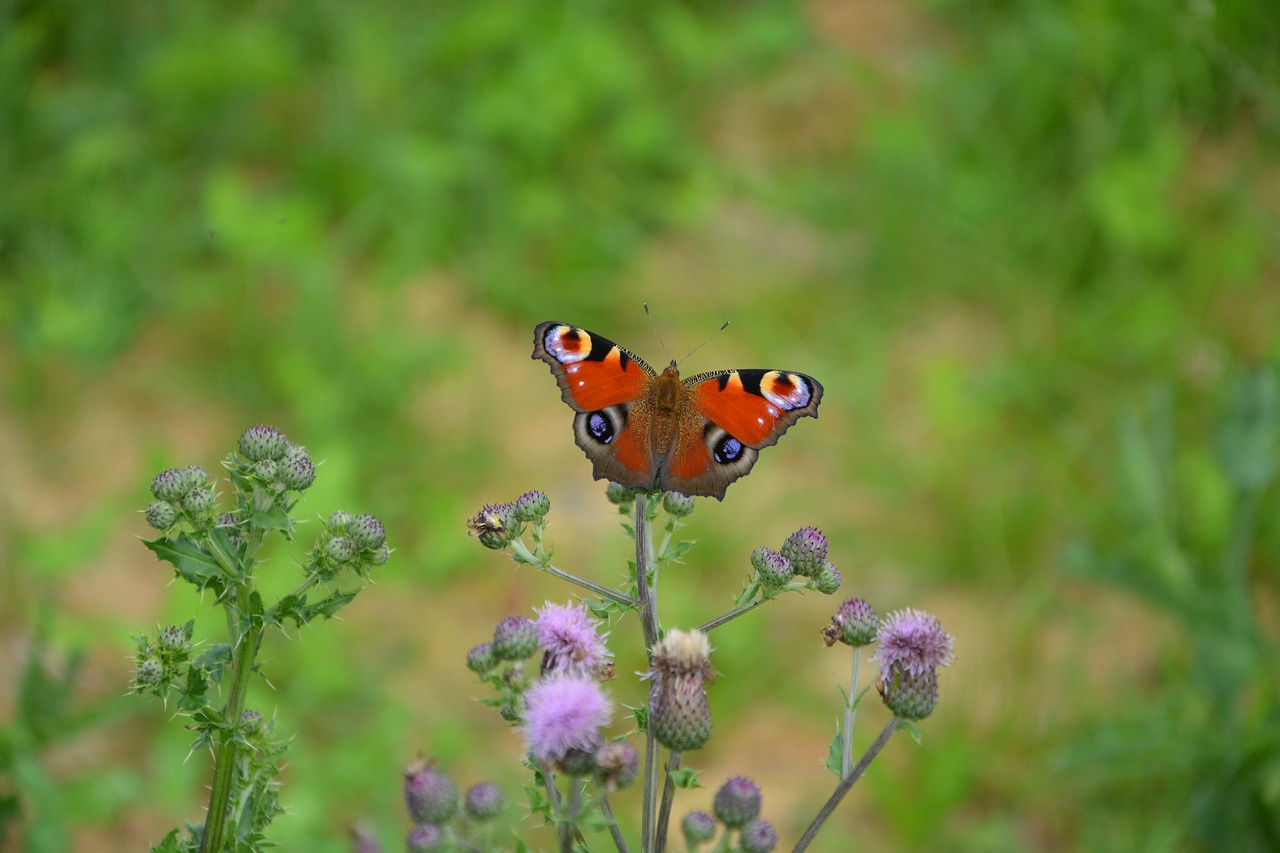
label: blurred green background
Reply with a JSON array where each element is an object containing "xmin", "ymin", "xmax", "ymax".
[{"xmin": 3, "ymin": 0, "xmax": 1279, "ymax": 850}]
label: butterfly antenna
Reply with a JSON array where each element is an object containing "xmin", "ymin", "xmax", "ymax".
[
  {"xmin": 679, "ymin": 321, "xmax": 730, "ymax": 367},
  {"xmin": 644, "ymin": 303, "xmax": 672, "ymax": 363}
]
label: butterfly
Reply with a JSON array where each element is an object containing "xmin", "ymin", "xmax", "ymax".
[{"xmin": 533, "ymin": 321, "xmax": 823, "ymax": 500}]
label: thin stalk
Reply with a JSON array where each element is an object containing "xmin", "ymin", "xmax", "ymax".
[
  {"xmin": 792, "ymin": 717, "xmax": 901, "ymax": 852},
  {"xmin": 509, "ymin": 538, "xmax": 640, "ymax": 608},
  {"xmin": 841, "ymin": 650, "xmax": 861, "ymax": 778},
  {"xmin": 654, "ymin": 751, "xmax": 682, "ymax": 853},
  {"xmin": 635, "ymin": 494, "xmax": 660, "ymax": 853},
  {"xmin": 600, "ymin": 795, "xmax": 630, "ymax": 853},
  {"xmin": 541, "ymin": 764, "xmax": 570, "ymax": 853}
]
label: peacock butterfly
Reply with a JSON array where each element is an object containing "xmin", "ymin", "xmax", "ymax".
[{"xmin": 532, "ymin": 321, "xmax": 823, "ymax": 500}]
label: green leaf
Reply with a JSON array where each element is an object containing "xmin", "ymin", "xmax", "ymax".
[
  {"xmin": 247, "ymin": 500, "xmax": 292, "ymax": 533},
  {"xmin": 825, "ymin": 727, "xmax": 845, "ymax": 776},
  {"xmin": 668, "ymin": 767, "xmax": 701, "ymax": 789},
  {"xmin": 143, "ymin": 536, "xmax": 225, "ymax": 592}
]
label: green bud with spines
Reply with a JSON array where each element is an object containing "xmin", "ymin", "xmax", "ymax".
[
  {"xmin": 558, "ymin": 746, "xmax": 598, "ymax": 777},
  {"xmin": 350, "ymin": 514, "xmax": 386, "ymax": 550},
  {"xmin": 491, "ymin": 617, "xmax": 537, "ymax": 661},
  {"xmin": 136, "ymin": 658, "xmax": 163, "ymax": 685},
  {"xmin": 326, "ymin": 536, "xmax": 356, "ymax": 564},
  {"xmin": 513, "ymin": 490, "xmax": 550, "ymax": 522},
  {"xmin": 182, "ymin": 486, "xmax": 216, "ymax": 516},
  {"xmin": 681, "ymin": 811, "xmax": 716, "ymax": 846},
  {"xmin": 280, "ymin": 446, "xmax": 316, "ymax": 491},
  {"xmin": 648, "ymin": 629, "xmax": 714, "ymax": 752},
  {"xmin": 158, "ymin": 625, "xmax": 187, "ymax": 652},
  {"xmin": 463, "ymin": 781, "xmax": 504, "ymax": 821},
  {"xmin": 825, "ymin": 598, "xmax": 878, "ymax": 648},
  {"xmin": 712, "ymin": 776, "xmax": 762, "ymax": 829},
  {"xmin": 406, "ymin": 823, "xmax": 446, "ymax": 853},
  {"xmin": 780, "ymin": 526, "xmax": 828, "ymax": 577},
  {"xmin": 150, "ymin": 469, "xmax": 187, "ymax": 502},
  {"xmin": 466, "ymin": 642, "xmax": 496, "ymax": 674},
  {"xmin": 145, "ymin": 501, "xmax": 177, "ymax": 530},
  {"xmin": 739, "ymin": 819, "xmax": 778, "ymax": 853},
  {"xmin": 370, "ymin": 544, "xmax": 391, "ymax": 567},
  {"xmin": 662, "ymin": 491, "xmax": 695, "ymax": 517},
  {"xmin": 238, "ymin": 425, "xmax": 288, "ymax": 462},
  {"xmin": 327, "ymin": 510, "xmax": 352, "ymax": 532},
  {"xmin": 815, "ymin": 561, "xmax": 842, "ymax": 595},
  {"xmin": 253, "ymin": 459, "xmax": 278, "ymax": 483},
  {"xmin": 404, "ymin": 757, "xmax": 459, "ymax": 824},
  {"xmin": 750, "ymin": 547, "xmax": 793, "ymax": 588},
  {"xmin": 605, "ymin": 482, "xmax": 636, "ymax": 506}
]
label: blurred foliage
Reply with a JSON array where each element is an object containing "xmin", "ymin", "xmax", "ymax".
[
  {"xmin": 1, "ymin": 0, "xmax": 1278, "ymax": 850},
  {"xmin": 1062, "ymin": 366, "xmax": 1280, "ymax": 851}
]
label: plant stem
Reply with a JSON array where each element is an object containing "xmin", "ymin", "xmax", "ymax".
[
  {"xmin": 654, "ymin": 751, "xmax": 681, "ymax": 853},
  {"xmin": 509, "ymin": 538, "xmax": 640, "ymax": 608},
  {"xmin": 199, "ymin": 597, "xmax": 261, "ymax": 853},
  {"xmin": 601, "ymin": 795, "xmax": 630, "ymax": 853},
  {"xmin": 841, "ymin": 649, "xmax": 861, "ymax": 778},
  {"xmin": 635, "ymin": 494, "xmax": 660, "ymax": 853},
  {"xmin": 793, "ymin": 717, "xmax": 901, "ymax": 852}
]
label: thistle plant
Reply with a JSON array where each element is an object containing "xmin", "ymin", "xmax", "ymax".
[
  {"xmin": 391, "ymin": 484, "xmax": 957, "ymax": 853},
  {"xmin": 132, "ymin": 425, "xmax": 390, "ymax": 853}
]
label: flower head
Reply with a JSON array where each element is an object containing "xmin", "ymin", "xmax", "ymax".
[
  {"xmin": 682, "ymin": 811, "xmax": 716, "ymax": 846},
  {"xmin": 521, "ymin": 672, "xmax": 612, "ymax": 764},
  {"xmin": 880, "ymin": 665, "xmax": 940, "ymax": 721},
  {"xmin": 871, "ymin": 608, "xmax": 955, "ymax": 681},
  {"xmin": 740, "ymin": 819, "xmax": 778, "ymax": 853},
  {"xmin": 712, "ymin": 776, "xmax": 762, "ymax": 828},
  {"xmin": 513, "ymin": 490, "xmax": 551, "ymax": 522},
  {"xmin": 535, "ymin": 602, "xmax": 611, "ymax": 677},
  {"xmin": 780, "ymin": 526, "xmax": 828, "ymax": 576},
  {"xmin": 467, "ymin": 503, "xmax": 517, "ymax": 549},
  {"xmin": 647, "ymin": 629, "xmax": 714, "ymax": 752},
  {"xmin": 750, "ymin": 547, "xmax": 793, "ymax": 588},
  {"xmin": 595, "ymin": 739, "xmax": 639, "ymax": 791},
  {"xmin": 492, "ymin": 616, "xmax": 538, "ymax": 661},
  {"xmin": 464, "ymin": 781, "xmax": 505, "ymax": 821},
  {"xmin": 823, "ymin": 598, "xmax": 878, "ymax": 648},
  {"xmin": 403, "ymin": 757, "xmax": 458, "ymax": 824}
]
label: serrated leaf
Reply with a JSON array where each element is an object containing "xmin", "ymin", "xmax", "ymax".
[
  {"xmin": 144, "ymin": 536, "xmax": 225, "ymax": 592},
  {"xmin": 248, "ymin": 501, "xmax": 292, "ymax": 533}
]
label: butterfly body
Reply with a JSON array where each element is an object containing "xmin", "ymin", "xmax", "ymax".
[{"xmin": 533, "ymin": 321, "xmax": 822, "ymax": 500}]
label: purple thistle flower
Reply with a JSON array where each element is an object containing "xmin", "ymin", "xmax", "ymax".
[
  {"xmin": 712, "ymin": 776, "xmax": 762, "ymax": 828},
  {"xmin": 534, "ymin": 601, "xmax": 611, "ymax": 677},
  {"xmin": 872, "ymin": 608, "xmax": 955, "ymax": 681},
  {"xmin": 521, "ymin": 672, "xmax": 612, "ymax": 764},
  {"xmin": 740, "ymin": 819, "xmax": 778, "ymax": 853}
]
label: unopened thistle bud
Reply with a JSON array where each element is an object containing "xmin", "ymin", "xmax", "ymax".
[
  {"xmin": 682, "ymin": 810, "xmax": 717, "ymax": 846},
  {"xmin": 145, "ymin": 501, "xmax": 177, "ymax": 531},
  {"xmin": 780, "ymin": 527, "xmax": 828, "ymax": 577},
  {"xmin": 595, "ymin": 739, "xmax": 639, "ymax": 791},
  {"xmin": 513, "ymin": 490, "xmax": 551, "ymax": 522},
  {"xmin": 750, "ymin": 547, "xmax": 794, "ymax": 588},
  {"xmin": 712, "ymin": 776, "xmax": 762, "ymax": 829},
  {"xmin": 739, "ymin": 819, "xmax": 778, "ymax": 853},
  {"xmin": 158, "ymin": 624, "xmax": 187, "ymax": 652},
  {"xmin": 182, "ymin": 486, "xmax": 216, "ymax": 516},
  {"xmin": 491, "ymin": 617, "xmax": 538, "ymax": 661},
  {"xmin": 327, "ymin": 509, "xmax": 352, "ymax": 532},
  {"xmin": 150, "ymin": 469, "xmax": 187, "ymax": 502},
  {"xmin": 605, "ymin": 482, "xmax": 635, "ymax": 505},
  {"xmin": 662, "ymin": 491, "xmax": 695, "ymax": 517},
  {"xmin": 238, "ymin": 425, "xmax": 288, "ymax": 462},
  {"xmin": 463, "ymin": 781, "xmax": 504, "ymax": 821},
  {"xmin": 136, "ymin": 657, "xmax": 163, "ymax": 685},
  {"xmin": 823, "ymin": 598, "xmax": 878, "ymax": 647},
  {"xmin": 880, "ymin": 665, "xmax": 940, "ymax": 721},
  {"xmin": 326, "ymin": 535, "xmax": 356, "ymax": 564},
  {"xmin": 280, "ymin": 446, "xmax": 316, "ymax": 491},
  {"xmin": 648, "ymin": 629, "xmax": 714, "ymax": 752},
  {"xmin": 466, "ymin": 643, "xmax": 496, "ymax": 674},
  {"xmin": 370, "ymin": 544, "xmax": 391, "ymax": 566},
  {"xmin": 404, "ymin": 757, "xmax": 459, "ymax": 824},
  {"xmin": 350, "ymin": 513, "xmax": 386, "ymax": 550},
  {"xmin": 405, "ymin": 823, "xmax": 445, "ymax": 853},
  {"xmin": 814, "ymin": 561, "xmax": 842, "ymax": 595},
  {"xmin": 253, "ymin": 459, "xmax": 278, "ymax": 483}
]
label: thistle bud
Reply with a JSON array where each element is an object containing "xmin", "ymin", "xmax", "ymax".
[
  {"xmin": 145, "ymin": 501, "xmax": 177, "ymax": 531},
  {"xmin": 740, "ymin": 819, "xmax": 778, "ymax": 853},
  {"xmin": 350, "ymin": 514, "xmax": 386, "ymax": 550},
  {"xmin": 405, "ymin": 823, "xmax": 445, "ymax": 853},
  {"xmin": 182, "ymin": 487, "xmax": 216, "ymax": 516},
  {"xmin": 463, "ymin": 781, "xmax": 504, "ymax": 821},
  {"xmin": 605, "ymin": 482, "xmax": 635, "ymax": 506},
  {"xmin": 327, "ymin": 510, "xmax": 352, "ymax": 532},
  {"xmin": 491, "ymin": 617, "xmax": 538, "ymax": 661},
  {"xmin": 750, "ymin": 547, "xmax": 793, "ymax": 588},
  {"xmin": 712, "ymin": 776, "xmax": 761, "ymax": 828},
  {"xmin": 466, "ymin": 643, "xmax": 496, "ymax": 674},
  {"xmin": 150, "ymin": 469, "xmax": 187, "ymax": 502},
  {"xmin": 238, "ymin": 425, "xmax": 288, "ymax": 462},
  {"xmin": 158, "ymin": 625, "xmax": 187, "ymax": 652},
  {"xmin": 513, "ymin": 490, "xmax": 551, "ymax": 522},
  {"xmin": 467, "ymin": 503, "xmax": 516, "ymax": 549},
  {"xmin": 136, "ymin": 657, "xmax": 163, "ymax": 685},
  {"xmin": 648, "ymin": 629, "xmax": 714, "ymax": 752},
  {"xmin": 369, "ymin": 544, "xmax": 391, "ymax": 567},
  {"xmin": 823, "ymin": 598, "xmax": 878, "ymax": 648},
  {"xmin": 253, "ymin": 459, "xmax": 278, "ymax": 483},
  {"xmin": 780, "ymin": 527, "xmax": 827, "ymax": 577},
  {"xmin": 404, "ymin": 757, "xmax": 458, "ymax": 824},
  {"xmin": 814, "ymin": 561, "xmax": 842, "ymax": 595},
  {"xmin": 662, "ymin": 491, "xmax": 695, "ymax": 517},
  {"xmin": 681, "ymin": 810, "xmax": 716, "ymax": 846},
  {"xmin": 280, "ymin": 446, "xmax": 316, "ymax": 491},
  {"xmin": 326, "ymin": 535, "xmax": 356, "ymax": 564}
]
